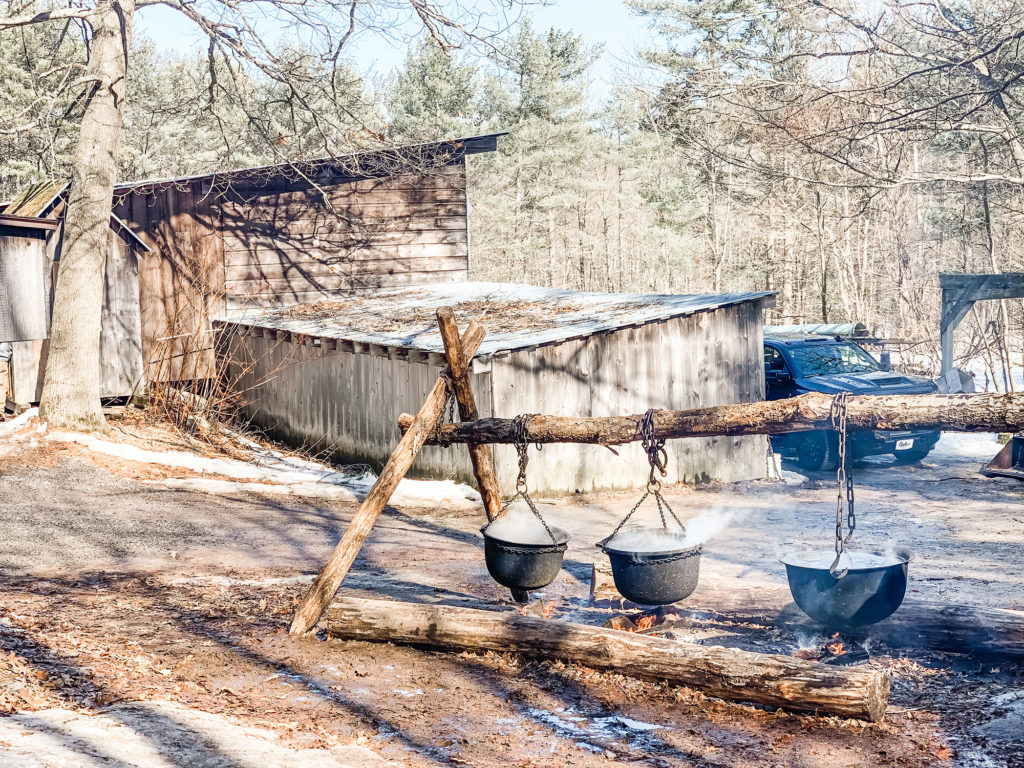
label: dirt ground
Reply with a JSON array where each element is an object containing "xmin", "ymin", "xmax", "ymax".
[{"xmin": 0, "ymin": 419, "xmax": 1021, "ymax": 767}]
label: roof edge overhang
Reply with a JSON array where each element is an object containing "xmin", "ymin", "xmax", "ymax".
[
  {"xmin": 113, "ymin": 132, "xmax": 509, "ymax": 195},
  {"xmin": 0, "ymin": 214, "xmax": 60, "ymax": 232}
]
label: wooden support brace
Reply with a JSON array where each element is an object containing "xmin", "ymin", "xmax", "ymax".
[
  {"xmin": 435, "ymin": 307, "xmax": 503, "ymax": 523},
  {"xmin": 288, "ymin": 318, "xmax": 487, "ymax": 637}
]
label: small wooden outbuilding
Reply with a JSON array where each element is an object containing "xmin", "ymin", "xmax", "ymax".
[
  {"xmin": 0, "ymin": 135, "xmax": 502, "ymax": 401},
  {"xmin": 0, "ymin": 183, "xmax": 148, "ymax": 403},
  {"xmin": 217, "ymin": 282, "xmax": 775, "ymax": 494}
]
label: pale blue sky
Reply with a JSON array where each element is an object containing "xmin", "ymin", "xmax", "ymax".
[{"xmin": 134, "ymin": 0, "xmax": 657, "ymax": 97}]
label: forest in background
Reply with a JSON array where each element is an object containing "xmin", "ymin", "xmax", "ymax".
[{"xmin": 3, "ymin": 0, "xmax": 1024, "ymax": 389}]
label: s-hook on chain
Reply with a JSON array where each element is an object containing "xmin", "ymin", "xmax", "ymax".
[
  {"xmin": 829, "ymin": 392, "xmax": 856, "ymax": 576},
  {"xmin": 481, "ymin": 414, "xmax": 560, "ymax": 548},
  {"xmin": 432, "ymin": 370, "xmax": 459, "ymax": 447},
  {"xmin": 604, "ymin": 410, "xmax": 685, "ymax": 543}
]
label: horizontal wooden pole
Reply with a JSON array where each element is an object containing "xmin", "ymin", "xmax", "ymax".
[
  {"xmin": 324, "ymin": 596, "xmax": 890, "ymax": 721},
  {"xmin": 400, "ymin": 392, "xmax": 1024, "ymax": 445}
]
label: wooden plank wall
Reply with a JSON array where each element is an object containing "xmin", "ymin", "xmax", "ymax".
[
  {"xmin": 488, "ymin": 300, "xmax": 768, "ymax": 494},
  {"xmin": 8, "ymin": 228, "xmax": 144, "ymax": 401},
  {"xmin": 219, "ymin": 161, "xmax": 470, "ymax": 310},
  {"xmin": 219, "ymin": 299, "xmax": 767, "ymax": 495},
  {"xmin": 222, "ymin": 327, "xmax": 492, "ymax": 483},
  {"xmin": 0, "ymin": 230, "xmax": 50, "ymax": 342},
  {"xmin": 98, "ymin": 229, "xmax": 144, "ymax": 396},
  {"xmin": 114, "ymin": 180, "xmax": 225, "ymax": 382}
]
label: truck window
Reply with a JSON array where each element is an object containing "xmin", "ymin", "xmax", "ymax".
[
  {"xmin": 764, "ymin": 345, "xmax": 787, "ymax": 372},
  {"xmin": 787, "ymin": 342, "xmax": 881, "ymax": 377}
]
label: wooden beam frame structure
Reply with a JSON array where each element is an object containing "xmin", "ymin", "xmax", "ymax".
[
  {"xmin": 940, "ymin": 273, "xmax": 1024, "ymax": 385},
  {"xmin": 290, "ymin": 308, "xmax": 505, "ymax": 636}
]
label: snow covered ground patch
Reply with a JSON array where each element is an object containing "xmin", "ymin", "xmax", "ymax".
[{"xmin": 0, "ymin": 410, "xmax": 480, "ymax": 509}]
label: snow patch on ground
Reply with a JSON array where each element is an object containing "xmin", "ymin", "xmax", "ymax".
[
  {"xmin": 523, "ymin": 707, "xmax": 666, "ymax": 755},
  {"xmin": 0, "ymin": 410, "xmax": 480, "ymax": 508},
  {"xmin": 0, "ymin": 700, "xmax": 398, "ymax": 767},
  {"xmin": 43, "ymin": 430, "xmax": 481, "ymax": 508},
  {"xmin": 930, "ymin": 432, "xmax": 1001, "ymax": 461}
]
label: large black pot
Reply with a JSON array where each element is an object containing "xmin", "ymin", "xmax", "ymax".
[
  {"xmin": 782, "ymin": 549, "xmax": 912, "ymax": 627},
  {"xmin": 482, "ymin": 526, "xmax": 570, "ymax": 601},
  {"xmin": 601, "ymin": 541, "xmax": 702, "ymax": 605}
]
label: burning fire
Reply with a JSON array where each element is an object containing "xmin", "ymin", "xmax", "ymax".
[
  {"xmin": 826, "ymin": 632, "xmax": 847, "ymax": 657},
  {"xmin": 634, "ymin": 614, "xmax": 658, "ymax": 631}
]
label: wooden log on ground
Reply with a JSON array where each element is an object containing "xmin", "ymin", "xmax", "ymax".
[
  {"xmin": 592, "ymin": 564, "xmax": 1024, "ymax": 660},
  {"xmin": 323, "ymin": 596, "xmax": 891, "ymax": 722},
  {"xmin": 435, "ymin": 307, "xmax": 502, "ymax": 522},
  {"xmin": 400, "ymin": 392, "xmax": 1024, "ymax": 445},
  {"xmin": 288, "ymin": 320, "xmax": 486, "ymax": 637}
]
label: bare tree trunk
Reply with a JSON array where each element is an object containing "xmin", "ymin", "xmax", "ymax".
[{"xmin": 38, "ymin": 0, "xmax": 135, "ymax": 431}]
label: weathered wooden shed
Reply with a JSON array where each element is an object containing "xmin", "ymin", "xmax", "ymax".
[
  {"xmin": 111, "ymin": 134, "xmax": 502, "ymax": 381},
  {"xmin": 217, "ymin": 282, "xmax": 775, "ymax": 494},
  {"xmin": 0, "ymin": 135, "xmax": 502, "ymax": 402},
  {"xmin": 0, "ymin": 183, "xmax": 148, "ymax": 403}
]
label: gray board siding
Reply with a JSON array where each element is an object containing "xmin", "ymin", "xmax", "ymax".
[{"xmin": 221, "ymin": 296, "xmax": 769, "ymax": 494}]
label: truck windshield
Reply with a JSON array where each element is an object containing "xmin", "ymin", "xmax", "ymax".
[{"xmin": 786, "ymin": 342, "xmax": 881, "ymax": 376}]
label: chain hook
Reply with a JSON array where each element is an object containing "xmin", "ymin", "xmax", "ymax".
[{"xmin": 828, "ymin": 392, "xmax": 856, "ymax": 578}]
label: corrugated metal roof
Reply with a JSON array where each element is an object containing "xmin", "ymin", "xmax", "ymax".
[
  {"xmin": 113, "ymin": 132, "xmax": 507, "ymax": 193},
  {"xmin": 216, "ymin": 282, "xmax": 774, "ymax": 358}
]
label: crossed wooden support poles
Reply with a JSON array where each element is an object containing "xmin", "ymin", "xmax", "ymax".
[
  {"xmin": 290, "ymin": 307, "xmax": 1024, "ymax": 636},
  {"xmin": 290, "ymin": 308, "xmax": 501, "ymax": 636}
]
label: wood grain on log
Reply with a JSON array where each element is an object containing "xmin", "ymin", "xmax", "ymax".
[
  {"xmin": 400, "ymin": 392, "xmax": 1024, "ymax": 445},
  {"xmin": 436, "ymin": 307, "xmax": 503, "ymax": 522},
  {"xmin": 592, "ymin": 564, "xmax": 1024, "ymax": 659},
  {"xmin": 288, "ymin": 322, "xmax": 486, "ymax": 637},
  {"xmin": 323, "ymin": 596, "xmax": 891, "ymax": 722}
]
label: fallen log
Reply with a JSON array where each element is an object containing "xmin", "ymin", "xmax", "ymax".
[
  {"xmin": 436, "ymin": 307, "xmax": 503, "ymax": 522},
  {"xmin": 323, "ymin": 596, "xmax": 891, "ymax": 722},
  {"xmin": 592, "ymin": 564, "xmax": 1024, "ymax": 660},
  {"xmin": 289, "ymin": 318, "xmax": 486, "ymax": 637},
  {"xmin": 399, "ymin": 392, "xmax": 1024, "ymax": 445}
]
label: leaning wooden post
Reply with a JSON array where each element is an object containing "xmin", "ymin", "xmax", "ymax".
[
  {"xmin": 288, "ymin": 318, "xmax": 486, "ymax": 637},
  {"xmin": 436, "ymin": 307, "xmax": 503, "ymax": 522}
]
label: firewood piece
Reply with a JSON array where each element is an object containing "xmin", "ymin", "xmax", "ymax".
[
  {"xmin": 399, "ymin": 392, "xmax": 1024, "ymax": 445},
  {"xmin": 322, "ymin": 596, "xmax": 891, "ymax": 722},
  {"xmin": 288, "ymin": 321, "xmax": 486, "ymax": 637},
  {"xmin": 592, "ymin": 564, "xmax": 1024, "ymax": 660},
  {"xmin": 435, "ymin": 307, "xmax": 502, "ymax": 522}
]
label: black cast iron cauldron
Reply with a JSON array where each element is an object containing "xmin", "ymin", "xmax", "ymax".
[
  {"xmin": 781, "ymin": 549, "xmax": 912, "ymax": 627},
  {"xmin": 482, "ymin": 526, "xmax": 570, "ymax": 603},
  {"xmin": 600, "ymin": 540, "xmax": 702, "ymax": 606}
]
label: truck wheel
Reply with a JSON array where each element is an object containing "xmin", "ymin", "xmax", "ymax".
[
  {"xmin": 796, "ymin": 431, "xmax": 839, "ymax": 471},
  {"xmin": 893, "ymin": 446, "xmax": 932, "ymax": 464}
]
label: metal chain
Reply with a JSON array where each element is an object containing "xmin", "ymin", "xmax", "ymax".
[
  {"xmin": 481, "ymin": 414, "xmax": 558, "ymax": 545},
  {"xmin": 602, "ymin": 410, "xmax": 686, "ymax": 545},
  {"xmin": 433, "ymin": 371, "xmax": 458, "ymax": 447},
  {"xmin": 765, "ymin": 437, "xmax": 782, "ymax": 482},
  {"xmin": 829, "ymin": 393, "xmax": 856, "ymax": 574}
]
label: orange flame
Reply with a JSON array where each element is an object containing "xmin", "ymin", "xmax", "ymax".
[
  {"xmin": 635, "ymin": 614, "xmax": 657, "ymax": 631},
  {"xmin": 826, "ymin": 632, "xmax": 847, "ymax": 656}
]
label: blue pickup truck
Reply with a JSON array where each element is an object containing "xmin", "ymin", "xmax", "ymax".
[{"xmin": 764, "ymin": 334, "xmax": 941, "ymax": 470}]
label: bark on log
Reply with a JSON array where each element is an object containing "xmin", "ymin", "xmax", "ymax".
[
  {"xmin": 323, "ymin": 596, "xmax": 891, "ymax": 722},
  {"xmin": 435, "ymin": 307, "xmax": 503, "ymax": 522},
  {"xmin": 592, "ymin": 564, "xmax": 1024, "ymax": 660},
  {"xmin": 289, "ymin": 322, "xmax": 486, "ymax": 637},
  {"xmin": 399, "ymin": 392, "xmax": 1024, "ymax": 445}
]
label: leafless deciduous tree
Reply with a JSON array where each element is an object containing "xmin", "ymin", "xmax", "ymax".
[{"xmin": 1, "ymin": 0, "xmax": 516, "ymax": 430}]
